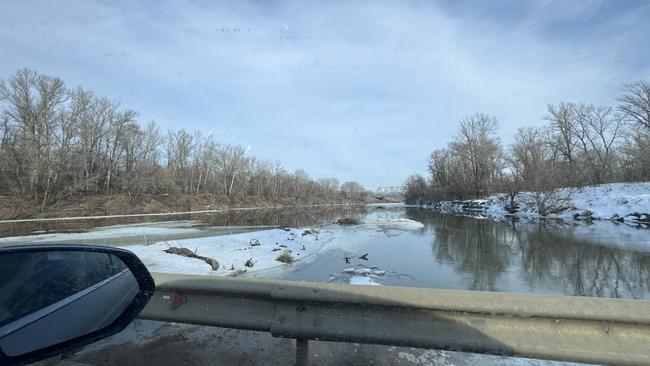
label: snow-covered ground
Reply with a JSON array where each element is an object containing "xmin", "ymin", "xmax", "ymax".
[
  {"xmin": 564, "ymin": 182, "xmax": 650, "ymax": 221},
  {"xmin": 127, "ymin": 227, "xmax": 326, "ymax": 277},
  {"xmin": 428, "ymin": 182, "xmax": 650, "ymax": 225}
]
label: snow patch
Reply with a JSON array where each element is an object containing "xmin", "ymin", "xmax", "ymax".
[
  {"xmin": 127, "ymin": 228, "xmax": 324, "ymax": 276},
  {"xmin": 81, "ymin": 320, "xmax": 166, "ymax": 352},
  {"xmin": 0, "ymin": 221, "xmax": 204, "ymax": 244},
  {"xmin": 428, "ymin": 182, "xmax": 650, "ymax": 225},
  {"xmin": 350, "ymin": 276, "xmax": 381, "ymax": 286},
  {"xmin": 374, "ymin": 218, "xmax": 424, "ymax": 230}
]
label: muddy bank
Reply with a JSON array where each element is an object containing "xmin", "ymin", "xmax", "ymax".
[{"xmin": 0, "ymin": 193, "xmax": 370, "ymax": 221}]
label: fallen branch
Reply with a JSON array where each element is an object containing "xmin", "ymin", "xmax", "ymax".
[{"xmin": 164, "ymin": 246, "xmax": 219, "ymax": 270}]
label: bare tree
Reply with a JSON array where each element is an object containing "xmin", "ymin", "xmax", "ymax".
[
  {"xmin": 0, "ymin": 68, "xmax": 365, "ymax": 211},
  {"xmin": 122, "ymin": 120, "xmax": 162, "ymax": 195},
  {"xmin": 545, "ymin": 103, "xmax": 579, "ymax": 183},
  {"xmin": 166, "ymin": 129, "xmax": 195, "ymax": 193},
  {"xmin": 496, "ymin": 160, "xmax": 521, "ymax": 213},
  {"xmin": 340, "ymin": 181, "xmax": 365, "ymax": 200},
  {"xmin": 621, "ymin": 126, "xmax": 650, "ymax": 181},
  {"xmin": 428, "ymin": 148, "xmax": 469, "ymax": 200},
  {"xmin": 509, "ymin": 127, "xmax": 572, "ymax": 215},
  {"xmin": 403, "ymin": 174, "xmax": 429, "ymax": 204},
  {"xmin": 570, "ymin": 104, "xmax": 625, "ymax": 184},
  {"xmin": 618, "ymin": 81, "xmax": 650, "ymax": 130},
  {"xmin": 217, "ymin": 144, "xmax": 248, "ymax": 197},
  {"xmin": 0, "ymin": 69, "xmax": 67, "ymax": 208},
  {"xmin": 449, "ymin": 114, "xmax": 502, "ymax": 198},
  {"xmin": 618, "ymin": 81, "xmax": 650, "ymax": 181},
  {"xmin": 509, "ymin": 127, "xmax": 548, "ymax": 186}
]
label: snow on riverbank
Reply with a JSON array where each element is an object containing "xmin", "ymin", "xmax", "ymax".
[
  {"xmin": 565, "ymin": 182, "xmax": 650, "ymax": 221},
  {"xmin": 428, "ymin": 182, "xmax": 650, "ymax": 225},
  {"xmin": 127, "ymin": 227, "xmax": 325, "ymax": 276}
]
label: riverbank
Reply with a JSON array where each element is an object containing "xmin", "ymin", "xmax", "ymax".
[
  {"xmin": 3, "ymin": 204, "xmax": 649, "ymax": 294},
  {"xmin": 0, "ymin": 193, "xmax": 375, "ymax": 221},
  {"xmin": 0, "ymin": 215, "xmax": 425, "ymax": 284},
  {"xmin": 423, "ymin": 182, "xmax": 650, "ymax": 226}
]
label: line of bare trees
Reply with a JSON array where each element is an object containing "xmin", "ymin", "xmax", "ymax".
[
  {"xmin": 405, "ymin": 81, "xmax": 650, "ymax": 209},
  {"xmin": 0, "ymin": 69, "xmax": 367, "ymax": 210}
]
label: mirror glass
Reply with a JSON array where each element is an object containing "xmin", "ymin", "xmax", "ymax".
[{"xmin": 0, "ymin": 250, "xmax": 139, "ymax": 357}]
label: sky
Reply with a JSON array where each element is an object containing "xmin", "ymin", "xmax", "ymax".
[{"xmin": 1, "ymin": 0, "xmax": 649, "ymax": 189}]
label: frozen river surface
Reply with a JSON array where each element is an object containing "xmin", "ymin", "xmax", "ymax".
[{"xmin": 3, "ymin": 204, "xmax": 649, "ymax": 298}]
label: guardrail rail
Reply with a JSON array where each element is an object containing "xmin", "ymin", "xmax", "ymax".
[{"xmin": 139, "ymin": 272, "xmax": 650, "ymax": 366}]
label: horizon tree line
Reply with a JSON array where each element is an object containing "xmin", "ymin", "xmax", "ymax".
[
  {"xmin": 0, "ymin": 69, "xmax": 368, "ymax": 211},
  {"xmin": 404, "ymin": 81, "xmax": 650, "ymax": 212}
]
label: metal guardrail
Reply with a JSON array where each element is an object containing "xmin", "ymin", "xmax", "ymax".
[{"xmin": 139, "ymin": 273, "xmax": 650, "ymax": 366}]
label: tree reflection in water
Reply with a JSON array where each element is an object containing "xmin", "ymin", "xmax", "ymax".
[{"xmin": 406, "ymin": 208, "xmax": 650, "ymax": 299}]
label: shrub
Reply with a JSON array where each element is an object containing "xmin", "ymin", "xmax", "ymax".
[{"xmin": 276, "ymin": 250, "xmax": 294, "ymax": 263}]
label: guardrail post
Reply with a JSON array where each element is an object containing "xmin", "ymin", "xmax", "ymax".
[{"xmin": 295, "ymin": 338, "xmax": 309, "ymax": 366}]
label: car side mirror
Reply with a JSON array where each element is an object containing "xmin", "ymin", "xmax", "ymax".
[{"xmin": 0, "ymin": 245, "xmax": 155, "ymax": 365}]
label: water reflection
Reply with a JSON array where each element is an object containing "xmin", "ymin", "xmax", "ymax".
[
  {"xmin": 199, "ymin": 206, "xmax": 369, "ymax": 227},
  {"xmin": 0, "ymin": 205, "xmax": 369, "ymax": 237},
  {"xmin": 407, "ymin": 209, "xmax": 650, "ymax": 298},
  {"xmin": 513, "ymin": 223, "xmax": 650, "ymax": 298}
]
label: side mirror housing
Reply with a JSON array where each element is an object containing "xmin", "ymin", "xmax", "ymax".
[{"xmin": 0, "ymin": 245, "xmax": 155, "ymax": 365}]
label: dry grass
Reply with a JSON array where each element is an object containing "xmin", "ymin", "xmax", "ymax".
[
  {"xmin": 0, "ymin": 193, "xmax": 365, "ymax": 221},
  {"xmin": 275, "ymin": 250, "xmax": 294, "ymax": 264}
]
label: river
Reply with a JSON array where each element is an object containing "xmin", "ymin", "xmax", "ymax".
[{"xmin": 2, "ymin": 204, "xmax": 649, "ymax": 299}]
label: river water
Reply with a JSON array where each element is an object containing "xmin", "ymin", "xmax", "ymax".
[{"xmin": 2, "ymin": 204, "xmax": 649, "ymax": 299}]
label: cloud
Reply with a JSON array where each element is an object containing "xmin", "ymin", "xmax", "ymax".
[{"xmin": 1, "ymin": 0, "xmax": 649, "ymax": 188}]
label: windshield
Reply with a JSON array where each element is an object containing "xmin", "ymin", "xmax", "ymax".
[{"xmin": 1, "ymin": 1, "xmax": 649, "ymax": 365}]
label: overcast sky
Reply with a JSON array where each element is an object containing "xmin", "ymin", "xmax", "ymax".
[{"xmin": 1, "ymin": 0, "xmax": 649, "ymax": 189}]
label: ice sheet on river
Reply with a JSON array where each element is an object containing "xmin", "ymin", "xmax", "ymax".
[
  {"xmin": 0, "ymin": 220, "xmax": 204, "ymax": 244},
  {"xmin": 129, "ymin": 220, "xmax": 423, "ymax": 278},
  {"xmin": 349, "ymin": 276, "xmax": 381, "ymax": 285},
  {"xmin": 374, "ymin": 218, "xmax": 424, "ymax": 230}
]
